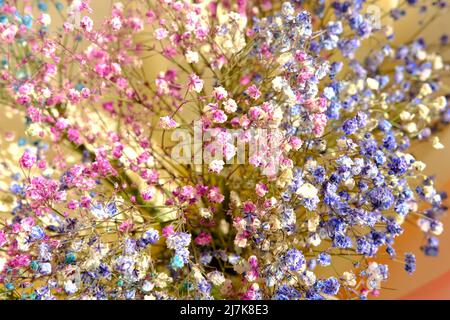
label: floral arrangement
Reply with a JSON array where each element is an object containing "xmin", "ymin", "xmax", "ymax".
[{"xmin": 0, "ymin": 0, "xmax": 449, "ymax": 300}]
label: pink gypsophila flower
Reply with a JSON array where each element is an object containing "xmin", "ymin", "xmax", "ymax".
[
  {"xmin": 188, "ymin": 73, "xmax": 204, "ymax": 93},
  {"xmin": 19, "ymin": 151, "xmax": 37, "ymax": 168},
  {"xmin": 246, "ymin": 85, "xmax": 261, "ymax": 100},
  {"xmin": 194, "ymin": 232, "xmax": 212, "ymax": 246},
  {"xmin": 26, "ymin": 176, "xmax": 66, "ymax": 209},
  {"xmin": 0, "ymin": 231, "xmax": 7, "ymax": 247}
]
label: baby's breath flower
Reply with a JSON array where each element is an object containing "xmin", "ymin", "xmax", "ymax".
[{"xmin": 0, "ymin": 0, "xmax": 447, "ymax": 301}]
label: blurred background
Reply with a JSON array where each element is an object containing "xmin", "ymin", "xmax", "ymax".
[
  {"xmin": 370, "ymin": 0, "xmax": 450, "ymax": 299},
  {"xmin": 1, "ymin": 0, "xmax": 450, "ymax": 299}
]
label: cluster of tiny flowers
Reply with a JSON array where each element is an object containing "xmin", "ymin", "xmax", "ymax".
[{"xmin": 0, "ymin": 0, "xmax": 449, "ymax": 300}]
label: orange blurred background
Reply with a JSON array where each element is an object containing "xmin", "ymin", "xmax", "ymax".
[{"xmin": 370, "ymin": 1, "xmax": 450, "ymax": 299}]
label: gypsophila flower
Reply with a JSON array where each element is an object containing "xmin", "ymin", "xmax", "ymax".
[
  {"xmin": 283, "ymin": 249, "xmax": 306, "ymax": 272},
  {"xmin": 0, "ymin": 0, "xmax": 447, "ymax": 301},
  {"xmin": 405, "ymin": 253, "xmax": 416, "ymax": 275}
]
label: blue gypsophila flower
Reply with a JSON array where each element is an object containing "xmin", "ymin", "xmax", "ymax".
[
  {"xmin": 38, "ymin": 1, "xmax": 48, "ymax": 12},
  {"xmin": 368, "ymin": 187, "xmax": 394, "ymax": 210},
  {"xmin": 30, "ymin": 225, "xmax": 45, "ymax": 241},
  {"xmin": 166, "ymin": 232, "xmax": 191, "ymax": 250},
  {"xmin": 360, "ymin": 138, "xmax": 378, "ymax": 157},
  {"xmin": 22, "ymin": 14, "xmax": 33, "ymax": 29},
  {"xmin": 394, "ymin": 200, "xmax": 409, "ymax": 216},
  {"xmin": 422, "ymin": 237, "xmax": 439, "ymax": 256},
  {"xmin": 330, "ymin": 61, "xmax": 343, "ymax": 76},
  {"xmin": 313, "ymin": 166, "xmax": 326, "ymax": 183},
  {"xmin": 317, "ymin": 253, "xmax": 331, "ymax": 266},
  {"xmin": 124, "ymin": 238, "xmax": 137, "ymax": 255},
  {"xmin": 355, "ymin": 111, "xmax": 368, "ymax": 127},
  {"xmin": 326, "ymin": 101, "xmax": 342, "ymax": 119},
  {"xmin": 404, "ymin": 253, "xmax": 416, "ymax": 274},
  {"xmin": 327, "ymin": 21, "xmax": 343, "ymax": 35},
  {"xmin": 332, "ymin": 234, "xmax": 353, "ymax": 249},
  {"xmin": 305, "ymin": 290, "xmax": 325, "ymax": 300},
  {"xmin": 142, "ymin": 228, "xmax": 160, "ymax": 245},
  {"xmin": 198, "ymin": 279, "xmax": 212, "ymax": 295},
  {"xmin": 388, "ymin": 155, "xmax": 409, "ymax": 175},
  {"xmin": 200, "ymin": 251, "xmax": 213, "ymax": 265},
  {"xmin": 356, "ymin": 237, "xmax": 378, "ymax": 257},
  {"xmin": 320, "ymin": 277, "xmax": 340, "ymax": 295},
  {"xmin": 342, "ymin": 118, "xmax": 358, "ymax": 135},
  {"xmin": 273, "ymin": 285, "xmax": 302, "ymax": 300},
  {"xmin": 307, "ymin": 258, "xmax": 317, "ymax": 270},
  {"xmin": 283, "ymin": 248, "xmax": 306, "ymax": 271},
  {"xmin": 338, "ymin": 38, "xmax": 360, "ymax": 58},
  {"xmin": 324, "ymin": 86, "xmax": 336, "ymax": 100},
  {"xmin": 170, "ymin": 254, "xmax": 185, "ymax": 270},
  {"xmin": 386, "ymin": 246, "xmax": 396, "ymax": 257}
]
